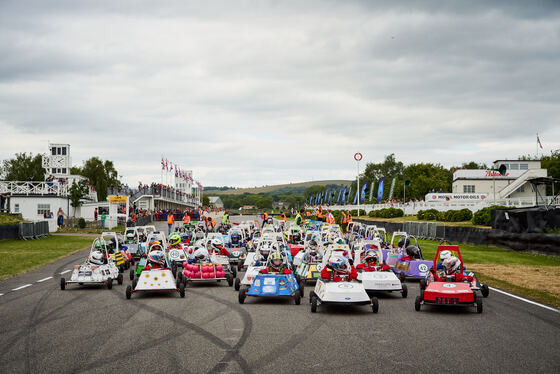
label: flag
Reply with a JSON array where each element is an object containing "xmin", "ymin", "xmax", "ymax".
[
  {"xmin": 369, "ymin": 182, "xmax": 375, "ymax": 202},
  {"xmin": 342, "ymin": 187, "xmax": 347, "ymax": 204},
  {"xmin": 376, "ymin": 177, "xmax": 385, "ymax": 203},
  {"xmin": 353, "ymin": 186, "xmax": 358, "ymax": 205},
  {"xmin": 537, "ymin": 134, "xmax": 543, "ymax": 149},
  {"xmin": 165, "ymin": 159, "xmax": 168, "ymax": 171},
  {"xmin": 337, "ymin": 188, "xmax": 342, "ymax": 204},
  {"xmin": 161, "ymin": 158, "xmax": 165, "ymax": 170},
  {"xmin": 170, "ymin": 163, "xmax": 173, "ymax": 171},
  {"xmin": 360, "ymin": 182, "xmax": 368, "ymax": 203}
]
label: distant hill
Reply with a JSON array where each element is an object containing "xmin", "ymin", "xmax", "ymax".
[{"xmin": 209, "ymin": 180, "xmax": 352, "ymax": 195}]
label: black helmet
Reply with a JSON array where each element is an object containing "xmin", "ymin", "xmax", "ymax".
[
  {"xmin": 406, "ymin": 245, "xmax": 419, "ymax": 258},
  {"xmin": 398, "ymin": 237, "xmax": 410, "ymax": 248}
]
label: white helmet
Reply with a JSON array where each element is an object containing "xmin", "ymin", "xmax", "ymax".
[
  {"xmin": 90, "ymin": 250, "xmax": 104, "ymax": 265},
  {"xmin": 442, "ymin": 256, "xmax": 460, "ymax": 275},
  {"xmin": 193, "ymin": 247, "xmax": 209, "ymax": 262},
  {"xmin": 440, "ymin": 250, "xmax": 452, "ymax": 261},
  {"xmin": 211, "ymin": 238, "xmax": 223, "ymax": 249}
]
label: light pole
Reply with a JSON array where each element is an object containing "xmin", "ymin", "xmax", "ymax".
[{"xmin": 354, "ymin": 153, "xmax": 363, "ymax": 216}]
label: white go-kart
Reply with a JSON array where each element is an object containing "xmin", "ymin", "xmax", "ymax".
[
  {"xmin": 354, "ymin": 245, "xmax": 407, "ymax": 298},
  {"xmin": 60, "ymin": 238, "xmax": 122, "ymax": 290}
]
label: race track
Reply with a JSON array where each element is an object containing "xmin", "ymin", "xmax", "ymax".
[{"xmin": 1, "ymin": 220, "xmax": 558, "ymax": 374}]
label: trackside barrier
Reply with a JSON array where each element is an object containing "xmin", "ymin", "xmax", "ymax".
[
  {"xmin": 34, "ymin": 221, "xmax": 49, "ymax": 238},
  {"xmin": 19, "ymin": 222, "xmax": 35, "ymax": 240},
  {"xmin": 402, "ymin": 221, "xmax": 437, "ymax": 240}
]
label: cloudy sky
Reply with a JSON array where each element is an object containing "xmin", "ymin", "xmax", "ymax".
[{"xmin": 1, "ymin": 0, "xmax": 559, "ymax": 187}]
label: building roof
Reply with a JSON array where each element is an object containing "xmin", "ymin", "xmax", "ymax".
[{"xmin": 208, "ymin": 196, "xmax": 222, "ymax": 203}]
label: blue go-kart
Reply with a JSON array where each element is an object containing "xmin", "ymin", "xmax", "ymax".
[{"xmin": 238, "ymin": 272, "xmax": 303, "ymax": 305}]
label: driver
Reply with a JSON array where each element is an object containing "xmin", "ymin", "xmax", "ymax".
[
  {"xmin": 143, "ymin": 250, "xmax": 166, "ymax": 271},
  {"xmin": 436, "ymin": 250, "xmax": 452, "ymax": 270},
  {"xmin": 400, "ymin": 245, "xmax": 421, "ymax": 261},
  {"xmin": 356, "ymin": 250, "xmax": 390, "ymax": 272},
  {"xmin": 303, "ymin": 240, "xmax": 323, "ymax": 263},
  {"xmin": 89, "ymin": 250, "xmax": 106, "ymax": 265},
  {"xmin": 440, "ymin": 256, "xmax": 473, "ymax": 282},
  {"xmin": 254, "ymin": 243, "xmax": 272, "ymax": 266},
  {"xmin": 259, "ymin": 251, "xmax": 292, "ymax": 274},
  {"xmin": 209, "ymin": 238, "xmax": 230, "ymax": 257},
  {"xmin": 321, "ymin": 255, "xmax": 358, "ymax": 282},
  {"xmin": 188, "ymin": 247, "xmax": 209, "ymax": 264},
  {"xmin": 169, "ymin": 233, "xmax": 182, "ymax": 249},
  {"xmin": 125, "ymin": 233, "xmax": 136, "ymax": 244}
]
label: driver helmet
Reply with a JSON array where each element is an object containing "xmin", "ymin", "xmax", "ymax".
[
  {"xmin": 270, "ymin": 251, "xmax": 283, "ymax": 270},
  {"xmin": 364, "ymin": 250, "xmax": 378, "ymax": 264},
  {"xmin": 309, "ymin": 240, "xmax": 318, "ymax": 256},
  {"xmin": 406, "ymin": 245, "xmax": 420, "ymax": 259},
  {"xmin": 329, "ymin": 255, "xmax": 349, "ymax": 274},
  {"xmin": 398, "ymin": 237, "xmax": 411, "ymax": 248},
  {"xmin": 210, "ymin": 238, "xmax": 223, "ymax": 251},
  {"xmin": 94, "ymin": 240, "xmax": 103, "ymax": 250},
  {"xmin": 260, "ymin": 243, "xmax": 271, "ymax": 259},
  {"xmin": 439, "ymin": 250, "xmax": 452, "ymax": 262},
  {"xmin": 443, "ymin": 256, "xmax": 460, "ymax": 275},
  {"xmin": 126, "ymin": 233, "xmax": 135, "ymax": 242},
  {"xmin": 150, "ymin": 241, "xmax": 163, "ymax": 252},
  {"xmin": 90, "ymin": 250, "xmax": 104, "ymax": 265},
  {"xmin": 231, "ymin": 232, "xmax": 240, "ymax": 243},
  {"xmin": 181, "ymin": 233, "xmax": 190, "ymax": 243},
  {"xmin": 148, "ymin": 250, "xmax": 165, "ymax": 267},
  {"xmin": 193, "ymin": 247, "xmax": 209, "ymax": 262},
  {"xmin": 169, "ymin": 233, "xmax": 181, "ymax": 246}
]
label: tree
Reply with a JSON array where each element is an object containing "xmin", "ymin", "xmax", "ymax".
[
  {"xmin": 0, "ymin": 152, "xmax": 45, "ymax": 181},
  {"xmin": 72, "ymin": 157, "xmax": 119, "ymax": 201},
  {"xmin": 69, "ymin": 180, "xmax": 89, "ymax": 217},
  {"xmin": 363, "ymin": 154, "xmax": 405, "ymax": 181},
  {"xmin": 202, "ymin": 195, "xmax": 210, "ymax": 207},
  {"xmin": 256, "ymin": 196, "xmax": 273, "ymax": 209},
  {"xmin": 398, "ymin": 163, "xmax": 453, "ymax": 201}
]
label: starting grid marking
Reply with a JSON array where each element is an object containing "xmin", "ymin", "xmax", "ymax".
[
  {"xmin": 0, "ymin": 270, "xmax": 72, "ymax": 296},
  {"xmin": 12, "ymin": 284, "xmax": 32, "ymax": 291}
]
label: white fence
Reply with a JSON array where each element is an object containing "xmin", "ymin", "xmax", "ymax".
[
  {"xmin": 311, "ymin": 196, "xmax": 559, "ymax": 216},
  {"xmin": 0, "ymin": 181, "xmax": 97, "ymax": 201}
]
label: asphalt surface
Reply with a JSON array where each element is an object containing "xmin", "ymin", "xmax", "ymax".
[{"xmin": 1, "ymin": 219, "xmax": 559, "ymax": 373}]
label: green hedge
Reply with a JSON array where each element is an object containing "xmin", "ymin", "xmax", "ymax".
[
  {"xmin": 471, "ymin": 205, "xmax": 509, "ymax": 226},
  {"xmin": 368, "ymin": 208, "xmax": 404, "ymax": 218},
  {"xmin": 416, "ymin": 208, "xmax": 473, "ymax": 222}
]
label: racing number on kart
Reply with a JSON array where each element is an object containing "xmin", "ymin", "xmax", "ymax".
[{"xmin": 435, "ymin": 297, "xmax": 459, "ymax": 305}]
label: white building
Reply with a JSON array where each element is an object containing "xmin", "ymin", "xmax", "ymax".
[
  {"xmin": 208, "ymin": 196, "xmax": 224, "ymax": 209},
  {"xmin": 452, "ymin": 159, "xmax": 547, "ymax": 201}
]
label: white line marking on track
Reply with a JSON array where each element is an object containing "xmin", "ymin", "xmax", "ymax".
[
  {"xmin": 12, "ymin": 284, "xmax": 32, "ymax": 291},
  {"xmin": 0, "ymin": 293, "xmax": 4, "ymax": 296},
  {"xmin": 59, "ymin": 270, "xmax": 71, "ymax": 274},
  {"xmin": 489, "ymin": 287, "xmax": 559, "ymax": 314},
  {"xmin": 37, "ymin": 276, "xmax": 53, "ymax": 283}
]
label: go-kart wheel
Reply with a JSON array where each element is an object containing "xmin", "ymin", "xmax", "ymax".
[
  {"xmin": 60, "ymin": 278, "xmax": 66, "ymax": 290},
  {"xmin": 234, "ymin": 278, "xmax": 241, "ymax": 291},
  {"xmin": 117, "ymin": 273, "xmax": 123, "ymax": 285},
  {"xmin": 125, "ymin": 285, "xmax": 132, "ymax": 299},
  {"xmin": 476, "ymin": 297, "xmax": 483, "ymax": 313},
  {"xmin": 238, "ymin": 264, "xmax": 244, "ymax": 273},
  {"xmin": 177, "ymin": 271, "xmax": 184, "ymax": 284},
  {"xmin": 129, "ymin": 268, "xmax": 135, "ymax": 281},
  {"xmin": 125, "ymin": 261, "xmax": 130, "ymax": 270},
  {"xmin": 294, "ymin": 290, "xmax": 302, "ymax": 305},
  {"xmin": 238, "ymin": 287, "xmax": 247, "ymax": 304},
  {"xmin": 420, "ymin": 289, "xmax": 425, "ymax": 300},
  {"xmin": 130, "ymin": 258, "xmax": 135, "ymax": 266},
  {"xmin": 295, "ymin": 274, "xmax": 302, "ymax": 284},
  {"xmin": 419, "ymin": 279, "xmax": 427, "ymax": 290},
  {"xmin": 414, "ymin": 296, "xmax": 422, "ymax": 311},
  {"xmin": 132, "ymin": 278, "xmax": 138, "ymax": 290},
  {"xmin": 227, "ymin": 274, "xmax": 234, "ymax": 287},
  {"xmin": 311, "ymin": 295, "xmax": 318, "ymax": 313},
  {"xmin": 371, "ymin": 297, "xmax": 379, "ymax": 313},
  {"xmin": 481, "ymin": 284, "xmax": 489, "ymax": 298},
  {"xmin": 107, "ymin": 278, "xmax": 113, "ymax": 290},
  {"xmin": 179, "ymin": 283, "xmax": 185, "ymax": 298},
  {"xmin": 231, "ymin": 266, "xmax": 237, "ymax": 278},
  {"xmin": 309, "ymin": 291, "xmax": 315, "ymax": 303},
  {"xmin": 398, "ymin": 272, "xmax": 406, "ymax": 282},
  {"xmin": 119, "ymin": 265, "xmax": 124, "ymax": 273},
  {"xmin": 298, "ymin": 281, "xmax": 304, "ymax": 297},
  {"xmin": 401, "ymin": 284, "xmax": 408, "ymax": 298},
  {"xmin": 171, "ymin": 264, "xmax": 177, "ymax": 278}
]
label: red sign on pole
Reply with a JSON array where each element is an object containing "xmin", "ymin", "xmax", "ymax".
[{"xmin": 354, "ymin": 152, "xmax": 363, "ymax": 161}]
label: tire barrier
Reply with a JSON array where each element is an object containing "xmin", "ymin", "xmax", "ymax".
[
  {"xmin": 0, "ymin": 224, "xmax": 19, "ymax": 240},
  {"xmin": 17, "ymin": 221, "xmax": 50, "ymax": 240}
]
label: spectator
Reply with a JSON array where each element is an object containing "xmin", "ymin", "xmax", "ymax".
[
  {"xmin": 57, "ymin": 208, "xmax": 66, "ymax": 229},
  {"xmin": 101, "ymin": 211, "xmax": 107, "ymax": 229},
  {"xmin": 94, "ymin": 208, "xmax": 98, "ymax": 221}
]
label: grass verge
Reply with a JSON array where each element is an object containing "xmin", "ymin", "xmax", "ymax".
[
  {"xmin": 358, "ymin": 215, "xmax": 491, "ymax": 229},
  {"xmin": 0, "ymin": 213, "xmax": 26, "ymax": 225},
  {"xmin": 0, "ymin": 236, "xmax": 93, "ymax": 280},
  {"xmin": 415, "ymin": 238, "xmax": 560, "ymax": 308},
  {"xmin": 56, "ymin": 225, "xmax": 125, "ymax": 234}
]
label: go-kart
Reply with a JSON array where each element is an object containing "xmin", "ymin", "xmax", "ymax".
[
  {"xmin": 126, "ymin": 253, "xmax": 184, "ymax": 299},
  {"xmin": 234, "ymin": 241, "xmax": 286, "ymax": 291},
  {"xmin": 60, "ymin": 238, "xmax": 123, "ymax": 290},
  {"xmin": 391, "ymin": 235, "xmax": 432, "ymax": 281},
  {"xmin": 238, "ymin": 272, "xmax": 302, "ymax": 305},
  {"xmin": 102, "ymin": 232, "xmax": 132, "ymax": 271},
  {"xmin": 415, "ymin": 245, "xmax": 483, "ymax": 313},
  {"xmin": 354, "ymin": 248, "xmax": 407, "ymax": 298},
  {"xmin": 182, "ymin": 252, "xmax": 235, "ymax": 287},
  {"xmin": 123, "ymin": 227, "xmax": 143, "ymax": 258},
  {"xmin": 309, "ymin": 277, "xmax": 378, "ymax": 314}
]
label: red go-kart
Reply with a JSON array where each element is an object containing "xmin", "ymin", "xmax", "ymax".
[{"xmin": 415, "ymin": 245, "xmax": 483, "ymax": 313}]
